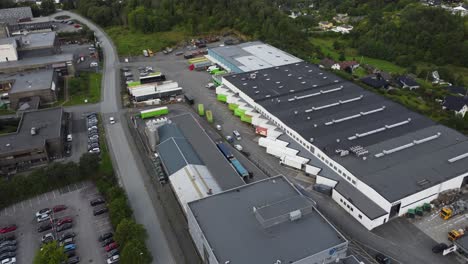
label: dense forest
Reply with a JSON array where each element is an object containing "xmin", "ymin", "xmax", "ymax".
[
  {"xmin": 351, "ymin": 4, "xmax": 468, "ymax": 68},
  {"xmin": 75, "ymin": 0, "xmax": 318, "ymax": 58}
]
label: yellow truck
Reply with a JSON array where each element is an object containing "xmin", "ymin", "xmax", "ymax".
[
  {"xmin": 448, "ymin": 229, "xmax": 465, "ymax": 241},
  {"xmin": 440, "ymin": 200, "xmax": 468, "ymax": 220}
]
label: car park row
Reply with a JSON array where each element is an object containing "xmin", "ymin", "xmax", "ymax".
[
  {"xmin": 0, "ymin": 224, "xmax": 17, "ymax": 264},
  {"xmin": 89, "ymin": 198, "xmax": 120, "ymax": 263},
  {"xmin": 86, "ymin": 113, "xmax": 101, "ymax": 154}
]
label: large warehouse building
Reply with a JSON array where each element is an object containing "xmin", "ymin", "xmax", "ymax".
[
  {"xmin": 207, "ymin": 41, "xmax": 302, "ymax": 73},
  {"xmin": 187, "ymin": 176, "xmax": 348, "ymax": 264},
  {"xmin": 217, "ymin": 61, "xmax": 468, "ymax": 230}
]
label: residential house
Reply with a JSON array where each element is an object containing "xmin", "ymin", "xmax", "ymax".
[
  {"xmin": 339, "ymin": 61, "xmax": 359, "ymax": 73},
  {"xmin": 319, "ymin": 58, "xmax": 336, "ymax": 69},
  {"xmin": 332, "ymin": 25, "xmax": 354, "ymax": 34},
  {"xmin": 445, "ymin": 86, "xmax": 467, "ymax": 97},
  {"xmin": 442, "ymin": 95, "xmax": 468, "ymax": 117},
  {"xmin": 318, "ymin": 21, "xmax": 333, "ymax": 30},
  {"xmin": 333, "ymin": 13, "xmax": 350, "ymax": 24},
  {"xmin": 360, "ymin": 74, "xmax": 389, "ymax": 89},
  {"xmin": 453, "ymin": 5, "xmax": 467, "ymax": 16},
  {"xmin": 396, "ymin": 76, "xmax": 420, "ymax": 90}
]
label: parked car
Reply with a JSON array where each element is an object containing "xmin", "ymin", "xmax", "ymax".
[
  {"xmin": 67, "ymin": 256, "xmax": 80, "ymax": 264},
  {"xmin": 0, "ymin": 252, "xmax": 15, "ymax": 262},
  {"xmin": 232, "ymin": 130, "xmax": 241, "ymax": 140},
  {"xmin": 106, "ymin": 249, "xmax": 119, "ymax": 258},
  {"xmin": 65, "ymin": 250, "xmax": 75, "ymax": 258},
  {"xmin": 88, "ymin": 143, "xmax": 99, "ymax": 150},
  {"xmin": 93, "ymin": 207, "xmax": 108, "ymax": 216},
  {"xmin": 432, "ymin": 243, "xmax": 448, "ymax": 254},
  {"xmin": 105, "ymin": 242, "xmax": 118, "ymax": 252},
  {"xmin": 0, "ymin": 226, "xmax": 16, "ymax": 234},
  {"xmin": 101, "ymin": 238, "xmax": 114, "ymax": 247},
  {"xmin": 60, "ymin": 238, "xmax": 74, "ymax": 247},
  {"xmin": 41, "ymin": 233, "xmax": 54, "ymax": 244},
  {"xmin": 109, "ymin": 117, "xmax": 115, "ymax": 124},
  {"xmin": 59, "ymin": 232, "xmax": 76, "ymax": 242},
  {"xmin": 89, "ymin": 148, "xmax": 100, "ymax": 154},
  {"xmin": 234, "ymin": 144, "xmax": 243, "ymax": 151},
  {"xmin": 56, "ymin": 217, "xmax": 73, "ymax": 227},
  {"xmin": 0, "ymin": 236, "xmax": 15, "ymax": 243},
  {"xmin": 57, "ymin": 223, "xmax": 72, "ymax": 232},
  {"xmin": 215, "ymin": 124, "xmax": 222, "ymax": 131},
  {"xmin": 90, "ymin": 198, "xmax": 105, "ymax": 206},
  {"xmin": 0, "ymin": 257, "xmax": 15, "ymax": 264},
  {"xmin": 36, "ymin": 214, "xmax": 50, "ymax": 223},
  {"xmin": 36, "ymin": 208, "xmax": 51, "ymax": 217},
  {"xmin": 64, "ymin": 244, "xmax": 76, "ymax": 252},
  {"xmin": 0, "ymin": 240, "xmax": 16, "ymax": 248},
  {"xmin": 107, "ymin": 255, "xmax": 119, "ymax": 264},
  {"xmin": 90, "ymin": 61, "xmax": 98, "ymax": 67},
  {"xmin": 53, "ymin": 205, "xmax": 67, "ymax": 213},
  {"xmin": 89, "ymin": 135, "xmax": 99, "ymax": 141},
  {"xmin": 88, "ymin": 137, "xmax": 99, "ymax": 144},
  {"xmin": 37, "ymin": 223, "xmax": 52, "ymax": 233},
  {"xmin": 98, "ymin": 232, "xmax": 113, "ymax": 242},
  {"xmin": 0, "ymin": 246, "xmax": 16, "ymax": 255},
  {"xmin": 375, "ymin": 253, "xmax": 391, "ymax": 264}
]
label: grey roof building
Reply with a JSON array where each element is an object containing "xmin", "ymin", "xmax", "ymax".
[
  {"xmin": 221, "ymin": 61, "xmax": 468, "ymax": 230},
  {"xmin": 0, "ymin": 7, "xmax": 33, "ymax": 24},
  {"xmin": 187, "ymin": 176, "xmax": 348, "ymax": 264},
  {"xmin": 0, "ymin": 107, "xmax": 65, "ymax": 174},
  {"xmin": 207, "ymin": 41, "xmax": 302, "ymax": 73}
]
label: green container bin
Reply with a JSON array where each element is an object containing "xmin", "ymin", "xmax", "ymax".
[
  {"xmin": 415, "ymin": 207, "xmax": 423, "ymax": 216},
  {"xmin": 198, "ymin": 104, "xmax": 205, "ymax": 116},
  {"xmin": 217, "ymin": 94, "xmax": 227, "ymax": 102},
  {"xmin": 206, "ymin": 110, "xmax": 213, "ymax": 123},
  {"xmin": 423, "ymin": 203, "xmax": 431, "ymax": 212},
  {"xmin": 228, "ymin": 103, "xmax": 239, "ymax": 111},
  {"xmin": 407, "ymin": 209, "xmax": 415, "ymax": 218}
]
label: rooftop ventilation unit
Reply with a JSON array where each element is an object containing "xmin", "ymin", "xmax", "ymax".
[
  {"xmin": 266, "ymin": 78, "xmax": 270, "ymax": 81},
  {"xmin": 255, "ymin": 91, "xmax": 259, "ymax": 94},
  {"xmin": 276, "ymin": 81, "xmax": 281, "ymax": 84},
  {"xmin": 288, "ymin": 74, "xmax": 292, "ymax": 77},
  {"xmin": 289, "ymin": 210, "xmax": 302, "ymax": 221},
  {"xmin": 374, "ymin": 132, "xmax": 441, "ymax": 158},
  {"xmin": 249, "ymin": 73, "xmax": 257, "ymax": 79}
]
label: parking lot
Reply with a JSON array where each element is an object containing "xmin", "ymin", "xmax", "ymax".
[{"xmin": 0, "ymin": 181, "xmax": 113, "ymax": 264}]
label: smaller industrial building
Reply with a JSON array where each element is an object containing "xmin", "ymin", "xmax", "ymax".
[
  {"xmin": 0, "ymin": 69, "xmax": 58, "ymax": 109},
  {"xmin": 187, "ymin": 176, "xmax": 348, "ymax": 264},
  {"xmin": 0, "ymin": 107, "xmax": 66, "ymax": 175},
  {"xmin": 128, "ymin": 81, "xmax": 182, "ymax": 102},
  {"xmin": 0, "ymin": 7, "xmax": 33, "ymax": 25},
  {"xmin": 207, "ymin": 41, "xmax": 302, "ymax": 73}
]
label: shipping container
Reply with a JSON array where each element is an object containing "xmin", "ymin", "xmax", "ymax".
[
  {"xmin": 230, "ymin": 158, "xmax": 249, "ymax": 180},
  {"xmin": 216, "ymin": 142, "xmax": 233, "ymax": 159},
  {"xmin": 206, "ymin": 110, "xmax": 213, "ymax": 123},
  {"xmin": 198, "ymin": 104, "xmax": 205, "ymax": 116},
  {"xmin": 217, "ymin": 94, "xmax": 227, "ymax": 102},
  {"xmin": 280, "ymin": 155, "xmax": 305, "ymax": 170},
  {"xmin": 140, "ymin": 73, "xmax": 166, "ymax": 84},
  {"xmin": 140, "ymin": 106, "xmax": 169, "ymax": 119}
]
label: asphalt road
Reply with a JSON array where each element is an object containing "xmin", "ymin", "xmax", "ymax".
[{"xmin": 56, "ymin": 11, "xmax": 176, "ymax": 264}]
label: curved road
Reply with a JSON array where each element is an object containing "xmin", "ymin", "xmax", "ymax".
[{"xmin": 56, "ymin": 11, "xmax": 176, "ymax": 264}]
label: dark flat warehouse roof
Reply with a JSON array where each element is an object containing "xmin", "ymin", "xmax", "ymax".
[
  {"xmin": 0, "ymin": 107, "xmax": 63, "ymax": 154},
  {"xmin": 0, "ymin": 69, "xmax": 54, "ymax": 94},
  {"xmin": 224, "ymin": 62, "xmax": 468, "ymax": 202},
  {"xmin": 170, "ymin": 113, "xmax": 245, "ymax": 190},
  {"xmin": 188, "ymin": 176, "xmax": 347, "ymax": 264}
]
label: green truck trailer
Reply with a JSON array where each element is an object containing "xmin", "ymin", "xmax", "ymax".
[{"xmin": 140, "ymin": 106, "xmax": 169, "ymax": 119}]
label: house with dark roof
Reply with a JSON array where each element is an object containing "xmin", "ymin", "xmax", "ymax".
[
  {"xmin": 360, "ymin": 74, "xmax": 389, "ymax": 89},
  {"xmin": 445, "ymin": 86, "xmax": 467, "ymax": 97},
  {"xmin": 396, "ymin": 76, "xmax": 420, "ymax": 90},
  {"xmin": 442, "ymin": 95, "xmax": 468, "ymax": 117},
  {"xmin": 319, "ymin": 58, "xmax": 336, "ymax": 69},
  {"xmin": 338, "ymin": 61, "xmax": 359, "ymax": 73}
]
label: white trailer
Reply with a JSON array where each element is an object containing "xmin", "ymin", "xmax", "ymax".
[{"xmin": 280, "ymin": 155, "xmax": 308, "ymax": 170}]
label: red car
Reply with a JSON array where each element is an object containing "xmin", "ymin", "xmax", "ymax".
[
  {"xmin": 56, "ymin": 217, "xmax": 73, "ymax": 227},
  {"xmin": 0, "ymin": 225, "xmax": 17, "ymax": 234},
  {"xmin": 53, "ymin": 205, "xmax": 67, "ymax": 213},
  {"xmin": 105, "ymin": 242, "xmax": 118, "ymax": 252},
  {"xmin": 74, "ymin": 24, "xmax": 81, "ymax": 28}
]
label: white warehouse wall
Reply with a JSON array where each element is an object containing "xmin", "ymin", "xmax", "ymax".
[
  {"xmin": 316, "ymin": 175, "xmax": 338, "ymax": 188},
  {"xmin": 187, "ymin": 206, "xmax": 219, "ymax": 264},
  {"xmin": 332, "ymin": 189, "xmax": 388, "ymax": 230}
]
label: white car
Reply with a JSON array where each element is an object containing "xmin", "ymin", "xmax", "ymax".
[
  {"xmin": 233, "ymin": 130, "xmax": 241, "ymax": 140},
  {"xmin": 109, "ymin": 117, "xmax": 115, "ymax": 124},
  {"xmin": 36, "ymin": 208, "xmax": 51, "ymax": 217},
  {"xmin": 90, "ymin": 61, "xmax": 98, "ymax": 67},
  {"xmin": 107, "ymin": 255, "xmax": 119, "ymax": 264},
  {"xmin": 41, "ymin": 233, "xmax": 54, "ymax": 243},
  {"xmin": 234, "ymin": 144, "xmax": 243, "ymax": 151},
  {"xmin": 1, "ymin": 257, "xmax": 16, "ymax": 264},
  {"xmin": 36, "ymin": 213, "xmax": 50, "ymax": 223},
  {"xmin": 216, "ymin": 124, "xmax": 222, "ymax": 131}
]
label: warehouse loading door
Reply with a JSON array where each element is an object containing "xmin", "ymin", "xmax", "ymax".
[{"xmin": 389, "ymin": 203, "xmax": 401, "ymax": 218}]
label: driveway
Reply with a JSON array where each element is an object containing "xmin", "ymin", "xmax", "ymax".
[{"xmin": 55, "ymin": 11, "xmax": 177, "ymax": 264}]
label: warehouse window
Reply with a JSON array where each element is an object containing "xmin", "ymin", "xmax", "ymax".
[
  {"xmin": 352, "ymin": 180, "xmax": 356, "ymax": 185},
  {"xmin": 351, "ymin": 208, "xmax": 354, "ymax": 212},
  {"xmin": 347, "ymin": 176, "xmax": 351, "ymax": 181},
  {"xmin": 340, "ymin": 198, "xmax": 343, "ymax": 203},
  {"xmin": 358, "ymin": 214, "xmax": 362, "ymax": 219}
]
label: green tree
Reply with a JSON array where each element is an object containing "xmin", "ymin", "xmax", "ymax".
[
  {"xmin": 33, "ymin": 241, "xmax": 66, "ymax": 264},
  {"xmin": 108, "ymin": 197, "xmax": 133, "ymax": 227},
  {"xmin": 115, "ymin": 219, "xmax": 147, "ymax": 247},
  {"xmin": 79, "ymin": 152, "xmax": 99, "ymax": 176},
  {"xmin": 120, "ymin": 239, "xmax": 152, "ymax": 264},
  {"xmin": 40, "ymin": 0, "xmax": 56, "ymax": 16}
]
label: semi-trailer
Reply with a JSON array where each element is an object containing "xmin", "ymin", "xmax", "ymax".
[
  {"xmin": 216, "ymin": 142, "xmax": 234, "ymax": 159},
  {"xmin": 140, "ymin": 106, "xmax": 169, "ymax": 119},
  {"xmin": 231, "ymin": 158, "xmax": 249, "ymax": 180}
]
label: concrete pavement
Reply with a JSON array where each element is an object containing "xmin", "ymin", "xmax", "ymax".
[{"xmin": 56, "ymin": 11, "xmax": 177, "ymax": 264}]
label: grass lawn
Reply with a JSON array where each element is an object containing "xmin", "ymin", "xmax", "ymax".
[
  {"xmin": 310, "ymin": 37, "xmax": 405, "ymax": 74},
  {"xmin": 64, "ymin": 72, "xmax": 102, "ymax": 106},
  {"xmin": 106, "ymin": 26, "xmax": 186, "ymax": 56},
  {"xmin": 0, "ymin": 109, "xmax": 15, "ymax": 116}
]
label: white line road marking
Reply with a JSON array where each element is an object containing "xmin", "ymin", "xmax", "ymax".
[
  {"xmin": 29, "ymin": 199, "xmax": 32, "ymax": 208},
  {"xmin": 12, "ymin": 205, "xmax": 16, "ymax": 213},
  {"xmin": 53, "ymin": 191, "xmax": 57, "ymax": 199},
  {"xmin": 21, "ymin": 202, "xmax": 24, "ymax": 210}
]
